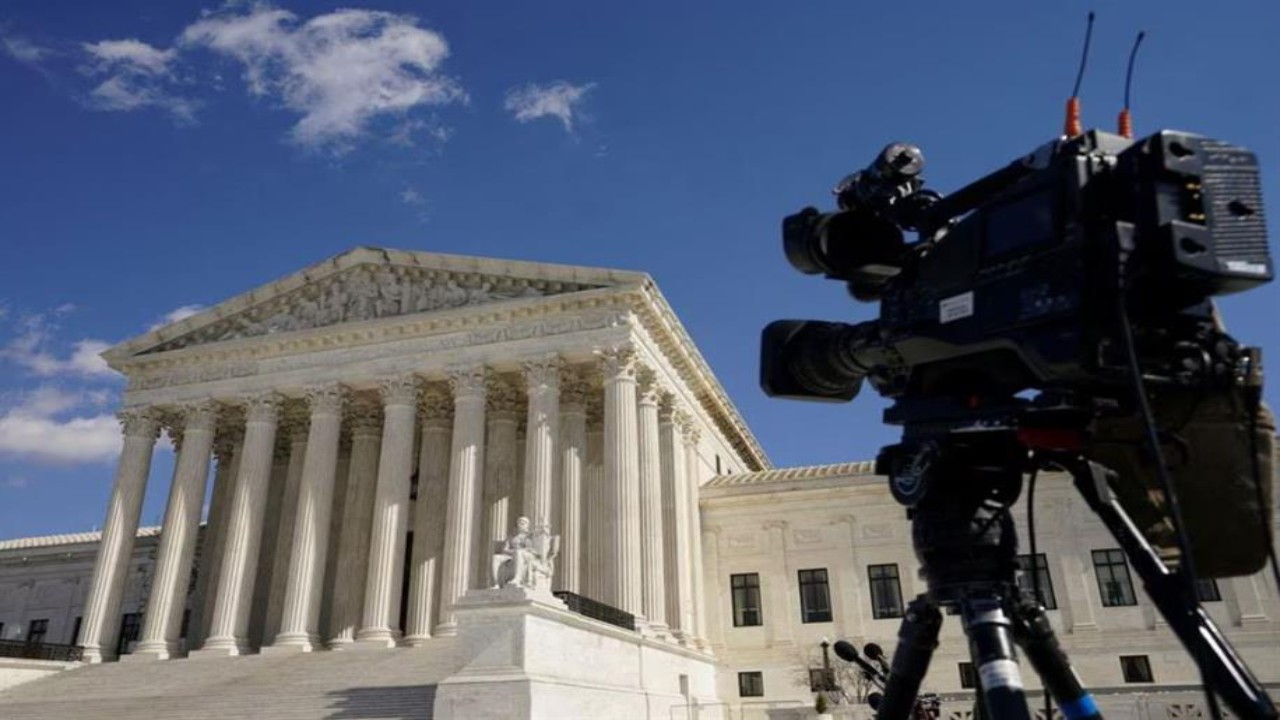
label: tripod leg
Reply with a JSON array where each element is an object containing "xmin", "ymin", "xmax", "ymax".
[
  {"xmin": 961, "ymin": 595, "xmax": 1032, "ymax": 720},
  {"xmin": 1010, "ymin": 597, "xmax": 1101, "ymax": 720},
  {"xmin": 875, "ymin": 595, "xmax": 943, "ymax": 720}
]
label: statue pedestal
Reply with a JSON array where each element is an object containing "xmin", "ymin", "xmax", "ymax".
[{"xmin": 433, "ymin": 588, "xmax": 722, "ymax": 720}]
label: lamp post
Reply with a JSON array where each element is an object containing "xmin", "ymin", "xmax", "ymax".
[{"xmin": 820, "ymin": 637, "xmax": 835, "ymax": 692}]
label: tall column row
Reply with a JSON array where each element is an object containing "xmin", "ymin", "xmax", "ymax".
[{"xmin": 81, "ymin": 348, "xmax": 713, "ymax": 660}]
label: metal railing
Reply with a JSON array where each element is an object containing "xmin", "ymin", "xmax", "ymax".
[
  {"xmin": 0, "ymin": 639, "xmax": 84, "ymax": 662},
  {"xmin": 553, "ymin": 590, "xmax": 636, "ymax": 631}
]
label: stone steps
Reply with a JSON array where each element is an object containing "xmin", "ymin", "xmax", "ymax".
[{"xmin": 0, "ymin": 639, "xmax": 460, "ymax": 720}]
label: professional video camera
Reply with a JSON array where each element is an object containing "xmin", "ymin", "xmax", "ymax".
[{"xmin": 760, "ymin": 127, "xmax": 1277, "ymax": 720}]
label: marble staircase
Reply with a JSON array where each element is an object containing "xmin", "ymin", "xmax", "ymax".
[{"xmin": 0, "ymin": 638, "xmax": 461, "ymax": 720}]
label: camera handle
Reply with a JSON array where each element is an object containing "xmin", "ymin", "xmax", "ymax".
[{"xmin": 1045, "ymin": 452, "xmax": 1279, "ymax": 720}]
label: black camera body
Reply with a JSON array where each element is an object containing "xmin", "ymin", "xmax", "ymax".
[{"xmin": 763, "ymin": 130, "xmax": 1270, "ymax": 407}]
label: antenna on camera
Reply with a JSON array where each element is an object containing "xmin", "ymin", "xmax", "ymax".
[
  {"xmin": 1118, "ymin": 31, "xmax": 1146, "ymax": 138},
  {"xmin": 1064, "ymin": 11, "xmax": 1095, "ymax": 137}
]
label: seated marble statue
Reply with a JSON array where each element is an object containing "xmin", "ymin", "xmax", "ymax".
[{"xmin": 491, "ymin": 516, "xmax": 559, "ymax": 591}]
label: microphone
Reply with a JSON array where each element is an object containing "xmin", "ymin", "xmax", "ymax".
[{"xmin": 834, "ymin": 640, "xmax": 888, "ymax": 683}]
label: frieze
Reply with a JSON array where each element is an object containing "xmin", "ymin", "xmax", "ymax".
[
  {"xmin": 143, "ymin": 264, "xmax": 603, "ymax": 355},
  {"xmin": 127, "ymin": 313, "xmax": 622, "ymax": 391}
]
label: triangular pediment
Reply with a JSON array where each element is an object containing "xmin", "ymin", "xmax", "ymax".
[{"xmin": 106, "ymin": 247, "xmax": 646, "ymax": 362}]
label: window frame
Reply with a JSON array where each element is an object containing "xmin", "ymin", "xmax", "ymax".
[
  {"xmin": 958, "ymin": 662, "xmax": 978, "ymax": 690},
  {"xmin": 1091, "ymin": 549, "xmax": 1138, "ymax": 607},
  {"xmin": 868, "ymin": 563, "xmax": 905, "ymax": 619},
  {"xmin": 737, "ymin": 670, "xmax": 764, "ymax": 697},
  {"xmin": 731, "ymin": 573, "xmax": 763, "ymax": 627},
  {"xmin": 1015, "ymin": 553, "xmax": 1058, "ymax": 610},
  {"xmin": 798, "ymin": 568, "xmax": 833, "ymax": 624},
  {"xmin": 26, "ymin": 618, "xmax": 49, "ymax": 645},
  {"xmin": 117, "ymin": 612, "xmax": 142, "ymax": 656},
  {"xmin": 1120, "ymin": 655, "xmax": 1154, "ymax": 683}
]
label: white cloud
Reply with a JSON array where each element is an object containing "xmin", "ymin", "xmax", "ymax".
[
  {"xmin": 1, "ymin": 33, "xmax": 52, "ymax": 64},
  {"xmin": 0, "ymin": 309, "xmax": 120, "ymax": 380},
  {"xmin": 82, "ymin": 38, "xmax": 198, "ymax": 122},
  {"xmin": 504, "ymin": 80, "xmax": 595, "ymax": 133},
  {"xmin": 0, "ymin": 387, "xmax": 122, "ymax": 464},
  {"xmin": 399, "ymin": 187, "xmax": 425, "ymax": 206},
  {"xmin": 180, "ymin": 5, "xmax": 466, "ymax": 150},
  {"xmin": 149, "ymin": 304, "xmax": 205, "ymax": 331}
]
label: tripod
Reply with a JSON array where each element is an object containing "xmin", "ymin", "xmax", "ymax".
[{"xmin": 871, "ymin": 424, "xmax": 1278, "ymax": 720}]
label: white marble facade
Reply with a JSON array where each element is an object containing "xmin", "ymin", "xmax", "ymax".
[{"xmin": 73, "ymin": 247, "xmax": 765, "ymax": 664}]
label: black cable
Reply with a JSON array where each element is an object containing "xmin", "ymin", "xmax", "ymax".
[
  {"xmin": 1123, "ymin": 31, "xmax": 1146, "ymax": 110},
  {"xmin": 1116, "ymin": 281, "xmax": 1223, "ymax": 720},
  {"xmin": 1025, "ymin": 467, "xmax": 1053, "ymax": 720},
  {"xmin": 1072, "ymin": 12, "xmax": 1096, "ymax": 98}
]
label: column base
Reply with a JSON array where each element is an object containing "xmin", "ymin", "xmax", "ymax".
[
  {"xmin": 432, "ymin": 622, "xmax": 459, "ymax": 637},
  {"xmin": 261, "ymin": 633, "xmax": 322, "ymax": 654},
  {"xmin": 353, "ymin": 629, "xmax": 399, "ymax": 649},
  {"xmin": 188, "ymin": 637, "xmax": 250, "ymax": 658},
  {"xmin": 401, "ymin": 634, "xmax": 433, "ymax": 647},
  {"xmin": 79, "ymin": 646, "xmax": 106, "ymax": 664},
  {"xmin": 121, "ymin": 641, "xmax": 178, "ymax": 662}
]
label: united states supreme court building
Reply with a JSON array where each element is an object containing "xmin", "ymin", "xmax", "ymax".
[{"xmin": 0, "ymin": 247, "xmax": 1276, "ymax": 720}]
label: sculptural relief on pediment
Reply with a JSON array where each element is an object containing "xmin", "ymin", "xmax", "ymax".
[{"xmin": 144, "ymin": 265, "xmax": 602, "ymax": 355}]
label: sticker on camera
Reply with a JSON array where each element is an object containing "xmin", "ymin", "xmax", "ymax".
[{"xmin": 939, "ymin": 292, "xmax": 974, "ymax": 324}]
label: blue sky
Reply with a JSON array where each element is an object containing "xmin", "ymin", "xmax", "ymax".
[{"xmin": 1, "ymin": 1, "xmax": 1277, "ymax": 540}]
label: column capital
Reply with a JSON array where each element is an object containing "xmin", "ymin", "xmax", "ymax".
[
  {"xmin": 596, "ymin": 344, "xmax": 636, "ymax": 380},
  {"xmin": 305, "ymin": 382, "xmax": 348, "ymax": 416},
  {"xmin": 418, "ymin": 384, "xmax": 453, "ymax": 423},
  {"xmin": 657, "ymin": 391, "xmax": 681, "ymax": 423},
  {"xmin": 118, "ymin": 407, "xmax": 161, "ymax": 440},
  {"xmin": 173, "ymin": 399, "xmax": 220, "ymax": 432},
  {"xmin": 636, "ymin": 364, "xmax": 662, "ymax": 406},
  {"xmin": 214, "ymin": 425, "xmax": 245, "ymax": 463},
  {"xmin": 348, "ymin": 399, "xmax": 383, "ymax": 438},
  {"xmin": 560, "ymin": 365, "xmax": 593, "ymax": 408},
  {"xmin": 447, "ymin": 365, "xmax": 489, "ymax": 399},
  {"xmin": 242, "ymin": 392, "xmax": 284, "ymax": 424},
  {"xmin": 487, "ymin": 374, "xmax": 522, "ymax": 415},
  {"xmin": 678, "ymin": 413, "xmax": 701, "ymax": 445},
  {"xmin": 378, "ymin": 374, "xmax": 422, "ymax": 407},
  {"xmin": 521, "ymin": 355, "xmax": 564, "ymax": 389}
]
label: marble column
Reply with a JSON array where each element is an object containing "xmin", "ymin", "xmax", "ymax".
[
  {"xmin": 199, "ymin": 393, "xmax": 283, "ymax": 655},
  {"xmin": 191, "ymin": 426, "xmax": 242, "ymax": 648},
  {"xmin": 328, "ymin": 401, "xmax": 382, "ymax": 647},
  {"xmin": 600, "ymin": 346, "xmax": 643, "ymax": 618},
  {"xmin": 583, "ymin": 402, "xmax": 605, "ymax": 601},
  {"xmin": 358, "ymin": 375, "xmax": 422, "ymax": 646},
  {"xmin": 682, "ymin": 421, "xmax": 709, "ymax": 647},
  {"xmin": 404, "ymin": 386, "xmax": 452, "ymax": 645},
  {"xmin": 661, "ymin": 401, "xmax": 694, "ymax": 642},
  {"xmin": 436, "ymin": 366, "xmax": 488, "ymax": 636},
  {"xmin": 133, "ymin": 401, "xmax": 219, "ymax": 660},
  {"xmin": 481, "ymin": 375, "xmax": 520, "ymax": 585},
  {"xmin": 636, "ymin": 366, "xmax": 667, "ymax": 632},
  {"xmin": 262, "ymin": 414, "xmax": 311, "ymax": 647},
  {"xmin": 522, "ymin": 356, "xmax": 561, "ymax": 529},
  {"xmin": 556, "ymin": 369, "xmax": 589, "ymax": 593},
  {"xmin": 270, "ymin": 384, "xmax": 346, "ymax": 651},
  {"xmin": 247, "ymin": 447, "xmax": 290, "ymax": 649},
  {"xmin": 79, "ymin": 408, "xmax": 160, "ymax": 663}
]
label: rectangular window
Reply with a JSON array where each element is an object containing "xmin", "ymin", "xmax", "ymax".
[
  {"xmin": 1196, "ymin": 579, "xmax": 1222, "ymax": 603},
  {"xmin": 71, "ymin": 616, "xmax": 82, "ymax": 645},
  {"xmin": 26, "ymin": 619, "xmax": 49, "ymax": 644},
  {"xmin": 798, "ymin": 569, "xmax": 833, "ymax": 623},
  {"xmin": 1120, "ymin": 655, "xmax": 1154, "ymax": 683},
  {"xmin": 958, "ymin": 662, "xmax": 977, "ymax": 690},
  {"xmin": 738, "ymin": 671, "xmax": 764, "ymax": 697},
  {"xmin": 1092, "ymin": 549, "xmax": 1137, "ymax": 607},
  {"xmin": 868, "ymin": 564, "xmax": 904, "ymax": 619},
  {"xmin": 1015, "ymin": 553, "xmax": 1058, "ymax": 610},
  {"xmin": 731, "ymin": 573, "xmax": 763, "ymax": 627},
  {"xmin": 117, "ymin": 613, "xmax": 142, "ymax": 656}
]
